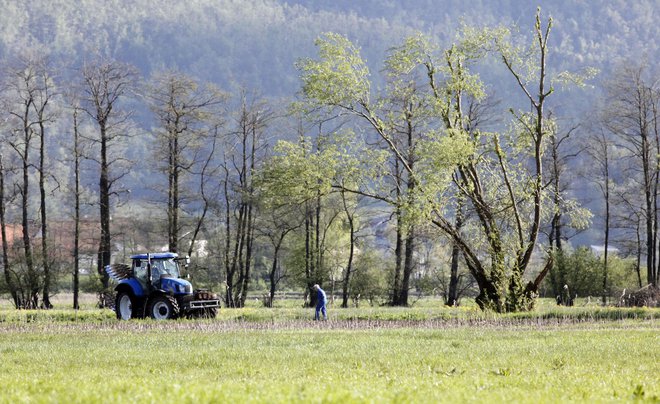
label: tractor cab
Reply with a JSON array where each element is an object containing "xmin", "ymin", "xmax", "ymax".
[
  {"xmin": 130, "ymin": 252, "xmax": 192, "ymax": 295},
  {"xmin": 132, "ymin": 254, "xmax": 180, "ymax": 289}
]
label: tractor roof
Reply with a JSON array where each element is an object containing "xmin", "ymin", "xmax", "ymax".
[{"xmin": 130, "ymin": 252, "xmax": 179, "ymax": 260}]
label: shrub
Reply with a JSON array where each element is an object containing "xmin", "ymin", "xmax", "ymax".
[{"xmin": 544, "ymin": 247, "xmax": 640, "ymax": 301}]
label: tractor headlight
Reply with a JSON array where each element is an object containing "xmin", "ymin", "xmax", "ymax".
[{"xmin": 177, "ymin": 283, "xmax": 192, "ymax": 294}]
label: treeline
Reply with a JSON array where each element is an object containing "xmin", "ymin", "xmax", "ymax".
[
  {"xmin": 0, "ymin": 9, "xmax": 658, "ymax": 312},
  {"xmin": 0, "ymin": 52, "xmax": 282, "ymax": 310}
]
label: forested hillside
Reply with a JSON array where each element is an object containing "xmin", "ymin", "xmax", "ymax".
[{"xmin": 0, "ymin": 0, "xmax": 656, "ymax": 97}]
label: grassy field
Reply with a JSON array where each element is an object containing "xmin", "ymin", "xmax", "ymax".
[{"xmin": 0, "ymin": 296, "xmax": 658, "ymax": 403}]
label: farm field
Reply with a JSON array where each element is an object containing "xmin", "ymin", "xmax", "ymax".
[{"xmin": 0, "ymin": 298, "xmax": 658, "ymax": 403}]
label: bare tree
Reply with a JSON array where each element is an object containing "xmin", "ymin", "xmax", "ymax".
[
  {"xmin": 612, "ymin": 188, "xmax": 645, "ymax": 289},
  {"xmin": 67, "ymin": 99, "xmax": 84, "ymax": 310},
  {"xmin": 543, "ymin": 122, "xmax": 587, "ymax": 299},
  {"xmin": 79, "ymin": 58, "xmax": 137, "ymax": 299},
  {"xmin": 587, "ymin": 130, "xmax": 613, "ymax": 303},
  {"xmin": 32, "ymin": 56, "xmax": 57, "ymax": 309},
  {"xmin": 222, "ymin": 94, "xmax": 271, "ymax": 308},
  {"xmin": 147, "ymin": 71, "xmax": 225, "ymax": 253},
  {"xmin": 1, "ymin": 52, "xmax": 55, "ymax": 308},
  {"xmin": 603, "ymin": 62, "xmax": 660, "ymax": 287},
  {"xmin": 187, "ymin": 125, "xmax": 223, "ymax": 259},
  {"xmin": 0, "ymin": 153, "xmax": 18, "ymax": 307}
]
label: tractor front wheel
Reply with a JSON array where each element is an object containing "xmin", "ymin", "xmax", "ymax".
[
  {"xmin": 115, "ymin": 292, "xmax": 134, "ymax": 320},
  {"xmin": 148, "ymin": 296, "xmax": 179, "ymax": 320}
]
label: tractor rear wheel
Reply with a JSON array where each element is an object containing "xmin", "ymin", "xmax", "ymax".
[
  {"xmin": 115, "ymin": 292, "xmax": 134, "ymax": 320},
  {"xmin": 148, "ymin": 296, "xmax": 179, "ymax": 320}
]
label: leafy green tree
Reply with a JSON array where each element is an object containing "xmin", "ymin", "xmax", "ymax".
[
  {"xmin": 349, "ymin": 248, "xmax": 389, "ymax": 307},
  {"xmin": 296, "ymin": 11, "xmax": 592, "ymax": 312},
  {"xmin": 255, "ymin": 206, "xmax": 303, "ymax": 308},
  {"xmin": 261, "ymin": 129, "xmax": 342, "ymax": 307},
  {"xmin": 296, "ymin": 33, "xmax": 462, "ymax": 306},
  {"xmin": 546, "ymin": 247, "xmax": 639, "ymax": 300}
]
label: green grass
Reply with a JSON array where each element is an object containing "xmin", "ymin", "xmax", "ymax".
[
  {"xmin": 2, "ymin": 295, "xmax": 658, "ymax": 324},
  {"xmin": 0, "ymin": 322, "xmax": 658, "ymax": 403},
  {"xmin": 0, "ymin": 302, "xmax": 658, "ymax": 403}
]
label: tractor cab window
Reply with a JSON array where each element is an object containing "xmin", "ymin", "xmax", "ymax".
[
  {"xmin": 150, "ymin": 258, "xmax": 180, "ymax": 282},
  {"xmin": 132, "ymin": 257, "xmax": 180, "ymax": 289},
  {"xmin": 133, "ymin": 260, "xmax": 148, "ymax": 288}
]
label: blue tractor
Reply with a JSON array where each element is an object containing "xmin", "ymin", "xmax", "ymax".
[{"xmin": 105, "ymin": 252, "xmax": 220, "ymax": 320}]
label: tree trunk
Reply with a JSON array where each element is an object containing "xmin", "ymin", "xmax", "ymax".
[
  {"xmin": 315, "ymin": 190, "xmax": 322, "ymax": 281},
  {"xmin": 303, "ymin": 187, "xmax": 323, "ymax": 309},
  {"xmin": 239, "ymin": 124, "xmax": 259, "ymax": 307},
  {"xmin": 446, "ymin": 197, "xmax": 464, "ymax": 306},
  {"xmin": 391, "ymin": 157, "xmax": 403, "ymax": 305},
  {"xmin": 168, "ymin": 130, "xmax": 179, "ymax": 253},
  {"xmin": 38, "ymin": 120, "xmax": 52, "ymax": 309},
  {"xmin": 644, "ymin": 144, "xmax": 654, "ymax": 287},
  {"xmin": 654, "ymin": 93, "xmax": 660, "ymax": 286},
  {"xmin": 340, "ymin": 226, "xmax": 355, "ymax": 308},
  {"xmin": 635, "ymin": 221, "xmax": 643, "ymax": 288},
  {"xmin": 0, "ymin": 154, "xmax": 20, "ymax": 308},
  {"xmin": 228, "ymin": 203, "xmax": 246, "ymax": 307},
  {"xmin": 548, "ymin": 133, "xmax": 564, "ymax": 299},
  {"xmin": 304, "ymin": 208, "xmax": 315, "ymax": 308},
  {"xmin": 399, "ymin": 228, "xmax": 415, "ymax": 306},
  {"xmin": 20, "ymin": 105, "xmax": 38, "ymax": 309},
  {"xmin": 222, "ymin": 164, "xmax": 233, "ymax": 307},
  {"xmin": 267, "ymin": 242, "xmax": 282, "ymax": 308},
  {"xmin": 73, "ymin": 108, "xmax": 81, "ymax": 310},
  {"xmin": 340, "ymin": 191, "xmax": 355, "ymax": 308},
  {"xmin": 239, "ymin": 203, "xmax": 254, "ymax": 307},
  {"xmin": 392, "ymin": 208, "xmax": 403, "ymax": 305},
  {"xmin": 98, "ymin": 123, "xmax": 111, "ymax": 292},
  {"xmin": 603, "ymin": 197, "xmax": 610, "ymax": 305},
  {"xmin": 602, "ymin": 141, "xmax": 611, "ymax": 305},
  {"xmin": 187, "ymin": 131, "xmax": 218, "ymax": 258}
]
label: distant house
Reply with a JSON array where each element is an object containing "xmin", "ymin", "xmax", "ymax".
[
  {"xmin": 155, "ymin": 239, "xmax": 209, "ymax": 258},
  {"xmin": 590, "ymin": 245, "xmax": 619, "ymax": 258},
  {"xmin": 0, "ymin": 224, "xmax": 24, "ymax": 247},
  {"xmin": 1, "ymin": 221, "xmax": 100, "ymax": 253}
]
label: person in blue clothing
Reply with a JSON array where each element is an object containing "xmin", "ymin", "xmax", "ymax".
[{"xmin": 313, "ymin": 284, "xmax": 327, "ymax": 320}]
